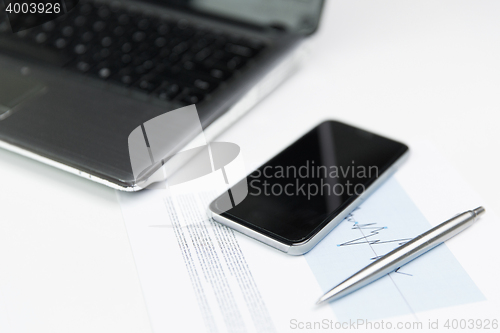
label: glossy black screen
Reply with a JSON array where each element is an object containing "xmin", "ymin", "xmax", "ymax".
[
  {"xmin": 160, "ymin": 0, "xmax": 324, "ymax": 35},
  {"xmin": 212, "ymin": 121, "xmax": 408, "ymax": 245}
]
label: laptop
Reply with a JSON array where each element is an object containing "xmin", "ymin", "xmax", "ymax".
[{"xmin": 0, "ymin": 0, "xmax": 324, "ymax": 191}]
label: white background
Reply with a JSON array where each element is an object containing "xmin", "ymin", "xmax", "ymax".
[{"xmin": 1, "ymin": 1, "xmax": 499, "ymax": 332}]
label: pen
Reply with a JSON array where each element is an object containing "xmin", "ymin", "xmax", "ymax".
[{"xmin": 316, "ymin": 206, "xmax": 486, "ymax": 305}]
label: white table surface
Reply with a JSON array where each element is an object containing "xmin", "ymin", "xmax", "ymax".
[{"xmin": 1, "ymin": 1, "xmax": 499, "ymax": 332}]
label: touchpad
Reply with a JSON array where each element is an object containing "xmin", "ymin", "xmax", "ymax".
[{"xmin": 0, "ymin": 70, "xmax": 45, "ymax": 120}]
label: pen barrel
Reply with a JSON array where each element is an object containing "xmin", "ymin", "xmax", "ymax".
[
  {"xmin": 370, "ymin": 210, "xmax": 478, "ymax": 273},
  {"xmin": 319, "ymin": 208, "xmax": 483, "ymax": 303}
]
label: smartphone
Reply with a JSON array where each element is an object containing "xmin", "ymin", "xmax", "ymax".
[{"xmin": 209, "ymin": 120, "xmax": 409, "ymax": 255}]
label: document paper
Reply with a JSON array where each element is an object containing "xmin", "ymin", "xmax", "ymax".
[{"xmin": 118, "ymin": 141, "xmax": 495, "ymax": 332}]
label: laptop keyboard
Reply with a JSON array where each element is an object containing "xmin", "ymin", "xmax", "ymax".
[{"xmin": 0, "ymin": 1, "xmax": 267, "ymax": 105}]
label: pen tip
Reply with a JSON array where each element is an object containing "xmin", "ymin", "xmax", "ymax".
[
  {"xmin": 316, "ymin": 295, "xmax": 328, "ymax": 305},
  {"xmin": 473, "ymin": 206, "xmax": 486, "ymax": 217}
]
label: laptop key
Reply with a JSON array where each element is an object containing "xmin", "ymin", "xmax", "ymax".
[
  {"xmin": 155, "ymin": 83, "xmax": 182, "ymax": 101},
  {"xmin": 227, "ymin": 56, "xmax": 245, "ymax": 70},
  {"xmin": 0, "ymin": 0, "xmax": 268, "ymax": 105},
  {"xmin": 42, "ymin": 21, "xmax": 57, "ymax": 32},
  {"xmin": 180, "ymin": 88, "xmax": 204, "ymax": 105},
  {"xmin": 209, "ymin": 68, "xmax": 229, "ymax": 80},
  {"xmin": 53, "ymin": 37, "xmax": 69, "ymax": 50},
  {"xmin": 225, "ymin": 43, "xmax": 253, "ymax": 57},
  {"xmin": 74, "ymin": 43, "xmax": 88, "ymax": 54},
  {"xmin": 133, "ymin": 77, "xmax": 161, "ymax": 93},
  {"xmin": 33, "ymin": 32, "xmax": 50, "ymax": 45},
  {"xmin": 88, "ymin": 61, "xmax": 118, "ymax": 79},
  {"xmin": 242, "ymin": 37, "xmax": 266, "ymax": 51},
  {"xmin": 92, "ymin": 21, "xmax": 107, "ymax": 33},
  {"xmin": 67, "ymin": 56, "xmax": 94, "ymax": 73},
  {"xmin": 110, "ymin": 67, "xmax": 142, "ymax": 86}
]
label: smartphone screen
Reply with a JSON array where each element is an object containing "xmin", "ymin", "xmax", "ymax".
[{"xmin": 210, "ymin": 121, "xmax": 408, "ymax": 246}]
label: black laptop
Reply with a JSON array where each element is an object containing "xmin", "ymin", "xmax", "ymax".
[{"xmin": 0, "ymin": 0, "xmax": 324, "ymax": 191}]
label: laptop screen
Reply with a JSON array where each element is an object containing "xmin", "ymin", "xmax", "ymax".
[{"xmin": 164, "ymin": 0, "xmax": 324, "ymax": 35}]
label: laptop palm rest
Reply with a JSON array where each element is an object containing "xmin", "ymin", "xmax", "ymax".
[{"xmin": 0, "ymin": 70, "xmax": 46, "ymax": 120}]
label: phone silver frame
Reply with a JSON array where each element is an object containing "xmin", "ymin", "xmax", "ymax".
[{"xmin": 209, "ymin": 150, "xmax": 409, "ymax": 255}]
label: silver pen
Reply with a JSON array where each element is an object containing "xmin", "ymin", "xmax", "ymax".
[{"xmin": 317, "ymin": 206, "xmax": 486, "ymax": 305}]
